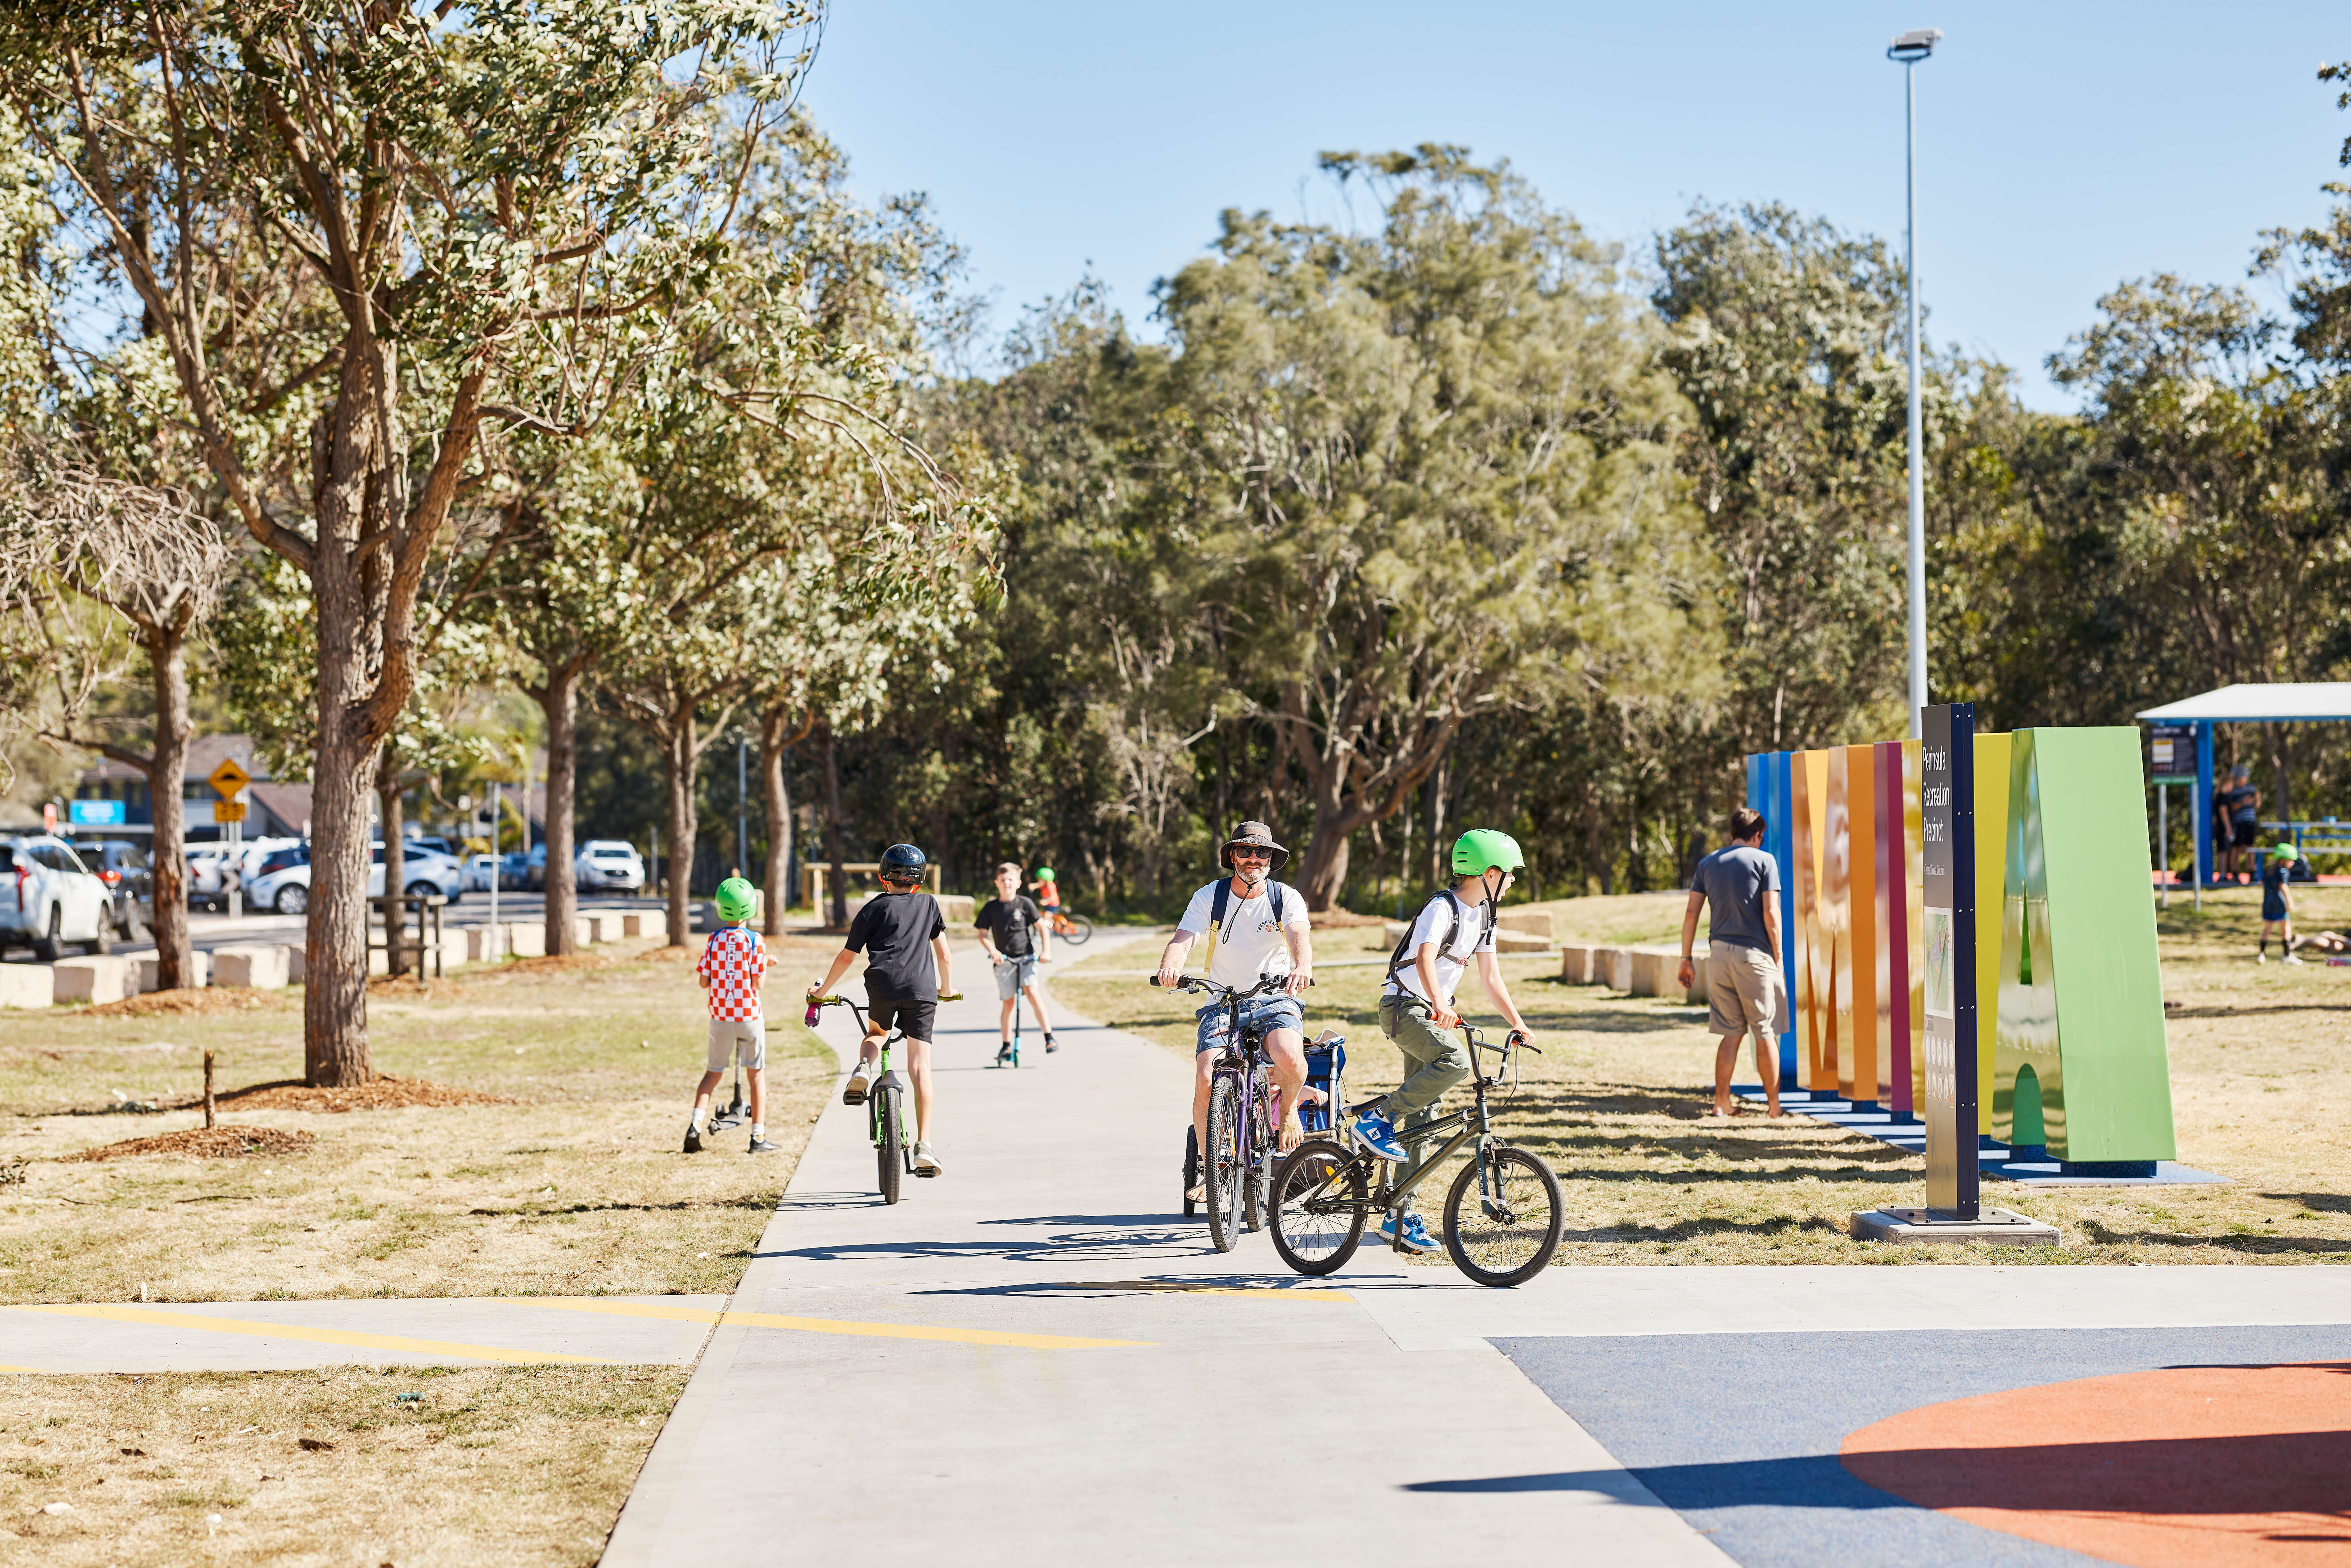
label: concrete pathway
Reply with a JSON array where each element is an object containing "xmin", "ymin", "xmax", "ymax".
[{"xmin": 604, "ymin": 935, "xmax": 1730, "ymax": 1566}]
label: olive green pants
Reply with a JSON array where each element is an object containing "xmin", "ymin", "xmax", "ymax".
[{"xmin": 1375, "ymin": 992, "xmax": 1472, "ymax": 1214}]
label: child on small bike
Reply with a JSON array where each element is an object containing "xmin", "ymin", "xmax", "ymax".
[
  {"xmin": 686, "ymin": 877, "xmax": 777, "ymax": 1155},
  {"xmin": 1349, "ymin": 830, "xmax": 1536, "ymax": 1255},
  {"xmin": 807, "ymin": 843, "xmax": 955, "ymax": 1175}
]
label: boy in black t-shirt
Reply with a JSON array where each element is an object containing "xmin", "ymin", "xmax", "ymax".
[
  {"xmin": 807, "ymin": 844, "xmax": 956, "ymax": 1174},
  {"xmin": 976, "ymin": 862, "xmax": 1056, "ymax": 1060}
]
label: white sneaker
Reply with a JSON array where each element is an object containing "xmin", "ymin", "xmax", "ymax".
[
  {"xmin": 911, "ymin": 1141, "xmax": 942, "ymax": 1177},
  {"xmin": 2256, "ymin": 952, "xmax": 2268, "ymax": 964},
  {"xmin": 2284, "ymin": 954, "xmax": 2306, "ymax": 965},
  {"xmin": 844, "ymin": 1058, "xmax": 876, "ymax": 1105}
]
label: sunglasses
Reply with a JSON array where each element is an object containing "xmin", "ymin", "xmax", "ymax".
[{"xmin": 1230, "ymin": 847, "xmax": 1273, "ymax": 861}]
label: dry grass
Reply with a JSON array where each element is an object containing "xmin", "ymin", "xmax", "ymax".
[
  {"xmin": 0, "ymin": 1365, "xmax": 687, "ymax": 1566},
  {"xmin": 1054, "ymin": 886, "xmax": 2351, "ymax": 1266},
  {"xmin": 0, "ymin": 935, "xmax": 849, "ymax": 1304}
]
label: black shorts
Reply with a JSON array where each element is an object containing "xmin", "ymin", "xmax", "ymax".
[
  {"xmin": 866, "ymin": 994, "xmax": 937, "ymax": 1043},
  {"xmin": 2232, "ymin": 821, "xmax": 2259, "ymax": 848}
]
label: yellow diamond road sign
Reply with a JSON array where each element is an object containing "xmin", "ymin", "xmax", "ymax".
[{"xmin": 207, "ymin": 758, "xmax": 251, "ymax": 798}]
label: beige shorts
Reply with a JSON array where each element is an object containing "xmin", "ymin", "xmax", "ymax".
[
  {"xmin": 1706, "ymin": 945, "xmax": 1782, "ymax": 1041},
  {"xmin": 706, "ymin": 1017, "xmax": 765, "ymax": 1072}
]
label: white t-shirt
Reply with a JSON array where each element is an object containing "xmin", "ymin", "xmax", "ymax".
[
  {"xmin": 1386, "ymin": 892, "xmax": 1494, "ymax": 1005},
  {"xmin": 1177, "ymin": 879, "xmax": 1310, "ymax": 989}
]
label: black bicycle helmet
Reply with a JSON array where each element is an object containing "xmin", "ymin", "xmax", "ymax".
[{"xmin": 879, "ymin": 843, "xmax": 927, "ymax": 881}]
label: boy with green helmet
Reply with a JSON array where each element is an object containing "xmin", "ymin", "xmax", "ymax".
[
  {"xmin": 1349, "ymin": 829, "xmax": 1537, "ymax": 1254},
  {"xmin": 686, "ymin": 876, "xmax": 776, "ymax": 1154}
]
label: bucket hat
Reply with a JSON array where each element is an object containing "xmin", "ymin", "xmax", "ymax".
[{"xmin": 1219, "ymin": 821, "xmax": 1288, "ymax": 873}]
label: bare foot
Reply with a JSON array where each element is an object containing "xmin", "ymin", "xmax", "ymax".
[
  {"xmin": 1278, "ymin": 1114, "xmax": 1306, "ymax": 1153},
  {"xmin": 1185, "ymin": 1183, "xmax": 1206, "ymax": 1204},
  {"xmin": 1767, "ymin": 1108, "xmax": 1789, "ymax": 1119},
  {"xmin": 1706, "ymin": 1106, "xmax": 1734, "ymax": 1118}
]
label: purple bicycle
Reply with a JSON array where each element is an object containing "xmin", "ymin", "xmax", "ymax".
[{"xmin": 1155, "ymin": 972, "xmax": 1299, "ymax": 1253}]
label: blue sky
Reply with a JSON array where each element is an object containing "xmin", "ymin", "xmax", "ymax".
[{"xmin": 799, "ymin": 2, "xmax": 2348, "ymax": 409}]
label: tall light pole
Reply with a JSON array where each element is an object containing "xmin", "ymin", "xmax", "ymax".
[{"xmin": 1889, "ymin": 26, "xmax": 1940, "ymax": 737}]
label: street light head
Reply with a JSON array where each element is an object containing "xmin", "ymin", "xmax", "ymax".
[{"xmin": 1887, "ymin": 27, "xmax": 1942, "ymax": 63}]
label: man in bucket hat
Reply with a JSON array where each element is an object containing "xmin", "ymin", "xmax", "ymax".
[{"xmin": 1155, "ymin": 821, "xmax": 1315, "ymax": 1204}]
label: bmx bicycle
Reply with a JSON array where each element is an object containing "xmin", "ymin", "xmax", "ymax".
[
  {"xmin": 1156, "ymin": 972, "xmax": 1306, "ymax": 1253},
  {"xmin": 806, "ymin": 991, "xmax": 961, "ymax": 1205},
  {"xmin": 1045, "ymin": 908, "xmax": 1092, "ymax": 945},
  {"xmin": 1270, "ymin": 1020, "xmax": 1564, "ymax": 1287}
]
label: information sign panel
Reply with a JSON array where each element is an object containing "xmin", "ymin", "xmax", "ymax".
[
  {"xmin": 1921, "ymin": 702, "xmax": 1979, "ymax": 1218},
  {"xmin": 212, "ymin": 800, "xmax": 247, "ymax": 824},
  {"xmin": 2148, "ymin": 722, "xmax": 2196, "ymax": 785},
  {"xmin": 69, "ymin": 799, "xmax": 126, "ymax": 826}
]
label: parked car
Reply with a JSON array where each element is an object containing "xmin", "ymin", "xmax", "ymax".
[
  {"xmin": 404, "ymin": 834, "xmax": 457, "ymax": 859},
  {"xmin": 524, "ymin": 842, "xmax": 548, "ymax": 890},
  {"xmin": 72, "ymin": 840, "xmax": 153, "ymax": 938},
  {"xmin": 185, "ymin": 847, "xmax": 232, "ymax": 910},
  {"xmin": 0, "ymin": 835, "xmax": 114, "ymax": 960},
  {"xmin": 462, "ymin": 853, "xmax": 502, "ymax": 893},
  {"xmin": 499, "ymin": 851, "xmax": 531, "ymax": 890},
  {"xmin": 574, "ymin": 840, "xmax": 646, "ymax": 894},
  {"xmin": 248, "ymin": 843, "xmax": 464, "ymax": 916}
]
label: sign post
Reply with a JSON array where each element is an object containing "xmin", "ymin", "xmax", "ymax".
[
  {"xmin": 2147, "ymin": 722, "xmax": 2195, "ymax": 910},
  {"xmin": 1850, "ymin": 701, "xmax": 2057, "ymax": 1245},
  {"xmin": 1921, "ymin": 702, "xmax": 1978, "ymax": 1219},
  {"xmin": 209, "ymin": 758, "xmax": 251, "ymax": 920}
]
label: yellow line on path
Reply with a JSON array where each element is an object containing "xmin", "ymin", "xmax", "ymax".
[
  {"xmin": 4, "ymin": 1304, "xmax": 612, "ymax": 1365},
  {"xmin": 516, "ymin": 1297, "xmax": 1152, "ymax": 1350},
  {"xmin": 0, "ymin": 1365, "xmax": 42, "ymax": 1374}
]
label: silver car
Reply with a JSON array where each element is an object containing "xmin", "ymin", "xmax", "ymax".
[{"xmin": 575, "ymin": 840, "xmax": 646, "ymax": 893}]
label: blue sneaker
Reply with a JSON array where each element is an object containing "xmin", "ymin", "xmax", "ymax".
[
  {"xmin": 1350, "ymin": 1109, "xmax": 1409, "ymax": 1162},
  {"xmin": 1376, "ymin": 1211, "xmax": 1442, "ymax": 1255}
]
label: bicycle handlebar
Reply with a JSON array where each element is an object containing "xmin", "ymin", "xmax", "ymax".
[
  {"xmin": 1148, "ymin": 973, "xmax": 1311, "ymax": 995},
  {"xmin": 807, "ymin": 991, "xmax": 963, "ymax": 1005}
]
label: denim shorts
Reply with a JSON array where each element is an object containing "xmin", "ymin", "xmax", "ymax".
[{"xmin": 1195, "ymin": 994, "xmax": 1304, "ymax": 1054}]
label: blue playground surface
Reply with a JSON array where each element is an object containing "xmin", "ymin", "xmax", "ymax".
[{"xmin": 1483, "ymin": 1323, "xmax": 2351, "ymax": 1568}]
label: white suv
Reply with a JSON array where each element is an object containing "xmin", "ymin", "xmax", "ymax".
[
  {"xmin": 248, "ymin": 843, "xmax": 465, "ymax": 916},
  {"xmin": 575, "ymin": 840, "xmax": 646, "ymax": 893},
  {"xmin": 0, "ymin": 835, "xmax": 114, "ymax": 960}
]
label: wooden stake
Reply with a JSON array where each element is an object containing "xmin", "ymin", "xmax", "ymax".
[{"xmin": 203, "ymin": 1050, "xmax": 215, "ymax": 1130}]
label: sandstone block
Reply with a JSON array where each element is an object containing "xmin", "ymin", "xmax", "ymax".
[{"xmin": 212, "ymin": 944, "xmax": 290, "ymax": 991}]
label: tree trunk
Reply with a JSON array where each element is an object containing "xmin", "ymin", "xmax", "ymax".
[
  {"xmin": 537, "ymin": 661, "xmax": 583, "ymax": 956},
  {"xmin": 305, "ymin": 723, "xmax": 378, "ymax": 1086},
  {"xmin": 823, "ymin": 728, "xmax": 849, "ymax": 930},
  {"xmin": 145, "ymin": 628, "xmax": 194, "ymax": 990},
  {"xmin": 1424, "ymin": 753, "xmax": 1451, "ymax": 890},
  {"xmin": 376, "ymin": 750, "xmax": 407, "ymax": 978},
  {"xmin": 662, "ymin": 705, "xmax": 698, "ymax": 947},
  {"xmin": 760, "ymin": 705, "xmax": 794, "ymax": 938}
]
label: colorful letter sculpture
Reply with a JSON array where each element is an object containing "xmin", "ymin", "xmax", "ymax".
[
  {"xmin": 1991, "ymin": 728, "xmax": 2177, "ymax": 1171},
  {"xmin": 1746, "ymin": 724, "xmax": 2175, "ymax": 1174}
]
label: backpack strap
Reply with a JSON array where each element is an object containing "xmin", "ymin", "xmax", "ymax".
[
  {"xmin": 1384, "ymin": 892, "xmax": 1465, "ymax": 989},
  {"xmin": 1203, "ymin": 878, "xmax": 1289, "ymax": 965}
]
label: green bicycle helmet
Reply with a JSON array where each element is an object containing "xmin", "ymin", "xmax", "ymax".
[
  {"xmin": 1034, "ymin": 866, "xmax": 1055, "ymax": 881},
  {"xmin": 714, "ymin": 877, "xmax": 757, "ymax": 923},
  {"xmin": 1452, "ymin": 829, "xmax": 1525, "ymax": 877}
]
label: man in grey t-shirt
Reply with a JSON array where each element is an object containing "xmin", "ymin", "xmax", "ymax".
[{"xmin": 1677, "ymin": 808, "xmax": 1785, "ymax": 1118}]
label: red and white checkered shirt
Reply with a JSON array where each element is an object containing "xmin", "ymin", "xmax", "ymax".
[{"xmin": 697, "ymin": 926, "xmax": 768, "ymax": 1021}]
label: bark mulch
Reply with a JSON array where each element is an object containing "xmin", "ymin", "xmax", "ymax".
[
  {"xmin": 215, "ymin": 1074, "xmax": 516, "ymax": 1112},
  {"xmin": 84, "ymin": 988, "xmax": 275, "ymax": 1019},
  {"xmin": 69, "ymin": 1124, "xmax": 318, "ymax": 1161}
]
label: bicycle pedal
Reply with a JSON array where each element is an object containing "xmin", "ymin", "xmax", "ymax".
[{"xmin": 913, "ymin": 1167, "xmax": 940, "ymax": 1178}]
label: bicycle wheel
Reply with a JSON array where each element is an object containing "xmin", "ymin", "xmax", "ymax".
[
  {"xmin": 1271, "ymin": 1138, "xmax": 1368, "ymax": 1275},
  {"xmin": 1442, "ymin": 1144, "xmax": 1563, "ymax": 1287},
  {"xmin": 876, "ymin": 1083, "xmax": 904, "ymax": 1206},
  {"xmin": 1243, "ymin": 1073, "xmax": 1272, "ymax": 1232},
  {"xmin": 1205, "ymin": 1075, "xmax": 1244, "ymax": 1253},
  {"xmin": 1060, "ymin": 914, "xmax": 1092, "ymax": 945}
]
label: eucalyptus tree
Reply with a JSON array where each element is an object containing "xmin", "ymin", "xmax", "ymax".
[
  {"xmin": 1151, "ymin": 146, "xmax": 1701, "ymax": 908},
  {"xmin": 0, "ymin": 449, "xmax": 237, "ymax": 988},
  {"xmin": 3, "ymin": 0, "xmax": 822, "ymax": 1081}
]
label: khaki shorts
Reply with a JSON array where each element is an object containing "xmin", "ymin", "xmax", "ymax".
[
  {"xmin": 1706, "ymin": 945, "xmax": 1782, "ymax": 1041},
  {"xmin": 707, "ymin": 1017, "xmax": 765, "ymax": 1072}
]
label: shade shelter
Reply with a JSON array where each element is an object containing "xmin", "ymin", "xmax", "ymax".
[{"xmin": 2132, "ymin": 683, "xmax": 2351, "ymax": 893}]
